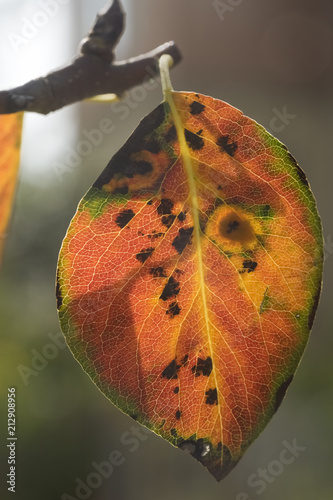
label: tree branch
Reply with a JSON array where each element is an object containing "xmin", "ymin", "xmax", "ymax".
[{"xmin": 0, "ymin": 0, "xmax": 181, "ymax": 115}]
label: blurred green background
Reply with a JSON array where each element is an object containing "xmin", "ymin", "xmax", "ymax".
[{"xmin": 0, "ymin": 0, "xmax": 332, "ymax": 499}]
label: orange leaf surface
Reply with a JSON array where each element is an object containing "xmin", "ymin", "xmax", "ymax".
[
  {"xmin": 57, "ymin": 88, "xmax": 323, "ymax": 480},
  {"xmin": 0, "ymin": 112, "xmax": 23, "ymax": 264}
]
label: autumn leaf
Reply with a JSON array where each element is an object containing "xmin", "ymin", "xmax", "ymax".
[
  {"xmin": 57, "ymin": 56, "xmax": 323, "ymax": 480},
  {"xmin": 0, "ymin": 112, "xmax": 23, "ymax": 264}
]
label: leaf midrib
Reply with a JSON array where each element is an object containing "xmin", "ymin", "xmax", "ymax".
[{"xmin": 165, "ymin": 91, "xmax": 224, "ymax": 444}]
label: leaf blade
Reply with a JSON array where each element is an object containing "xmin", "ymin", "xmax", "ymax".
[{"xmin": 57, "ymin": 92, "xmax": 323, "ymax": 480}]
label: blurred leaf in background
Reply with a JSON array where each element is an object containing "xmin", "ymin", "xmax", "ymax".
[{"xmin": 0, "ymin": 112, "xmax": 23, "ymax": 264}]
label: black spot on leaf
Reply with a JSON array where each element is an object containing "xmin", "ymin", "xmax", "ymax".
[
  {"xmin": 174, "ymin": 386, "xmax": 179, "ymax": 394},
  {"xmin": 177, "ymin": 211, "xmax": 186, "ymax": 222},
  {"xmin": 171, "ymin": 428, "xmax": 177, "ymax": 437},
  {"xmin": 147, "ymin": 199, "xmax": 153, "ymax": 205},
  {"xmin": 150, "ymin": 266, "xmax": 167, "ymax": 278},
  {"xmin": 162, "ymin": 215, "xmax": 176, "ymax": 228},
  {"xmin": 192, "ymin": 357, "xmax": 213, "ymax": 377},
  {"xmin": 157, "ymin": 198, "xmax": 174, "ymax": 215},
  {"xmin": 205, "ymin": 388, "xmax": 218, "ymax": 405},
  {"xmin": 184, "ymin": 129, "xmax": 204, "ymax": 150},
  {"xmin": 216, "ymin": 135, "xmax": 238, "ymax": 157},
  {"xmin": 160, "ymin": 276, "xmax": 180, "ymax": 301},
  {"xmin": 158, "ymin": 198, "xmax": 176, "ymax": 227},
  {"xmin": 242, "ymin": 260, "xmax": 258, "ymax": 273},
  {"xmin": 166, "ymin": 302, "xmax": 181, "ymax": 317},
  {"xmin": 121, "ymin": 160, "xmax": 153, "ymax": 178},
  {"xmin": 115, "ymin": 209, "xmax": 135, "ymax": 228},
  {"xmin": 144, "ymin": 139, "xmax": 161, "ymax": 154},
  {"xmin": 161, "ymin": 355, "xmax": 188, "ymax": 381},
  {"xmin": 56, "ymin": 274, "xmax": 62, "ymax": 309},
  {"xmin": 274, "ymin": 375, "xmax": 294, "ymax": 413},
  {"xmin": 136, "ymin": 247, "xmax": 154, "ymax": 263},
  {"xmin": 162, "ymin": 359, "xmax": 179, "ymax": 379},
  {"xmin": 135, "ymin": 161, "xmax": 153, "ymax": 176},
  {"xmin": 175, "ymin": 410, "xmax": 181, "ymax": 420},
  {"xmin": 190, "ymin": 101, "xmax": 205, "ymax": 115},
  {"xmin": 172, "ymin": 227, "xmax": 194, "ymax": 254}
]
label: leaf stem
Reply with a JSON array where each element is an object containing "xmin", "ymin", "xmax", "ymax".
[{"xmin": 159, "ymin": 54, "xmax": 174, "ymax": 101}]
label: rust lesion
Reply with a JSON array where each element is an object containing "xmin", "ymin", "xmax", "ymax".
[
  {"xmin": 206, "ymin": 204, "xmax": 262, "ymax": 254},
  {"xmin": 219, "ymin": 212, "xmax": 255, "ymax": 244}
]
